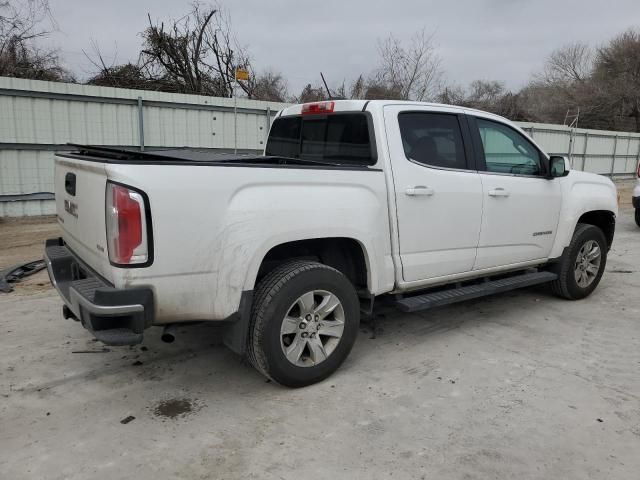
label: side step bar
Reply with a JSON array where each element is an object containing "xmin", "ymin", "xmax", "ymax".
[{"xmin": 395, "ymin": 271, "xmax": 558, "ymax": 313}]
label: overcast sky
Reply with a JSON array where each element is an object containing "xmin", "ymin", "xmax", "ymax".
[{"xmin": 47, "ymin": 0, "xmax": 639, "ymax": 95}]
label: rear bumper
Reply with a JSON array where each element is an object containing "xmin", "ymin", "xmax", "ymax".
[{"xmin": 44, "ymin": 238, "xmax": 154, "ymax": 346}]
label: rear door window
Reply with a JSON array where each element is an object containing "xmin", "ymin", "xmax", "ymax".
[
  {"xmin": 266, "ymin": 113, "xmax": 374, "ymax": 165},
  {"xmin": 398, "ymin": 112, "xmax": 468, "ymax": 170}
]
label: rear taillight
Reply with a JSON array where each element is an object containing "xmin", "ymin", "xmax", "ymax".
[
  {"xmin": 301, "ymin": 101, "xmax": 335, "ymax": 115},
  {"xmin": 106, "ymin": 182, "xmax": 149, "ymax": 266}
]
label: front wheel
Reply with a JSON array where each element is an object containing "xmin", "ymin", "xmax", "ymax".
[
  {"xmin": 247, "ymin": 260, "xmax": 360, "ymax": 387},
  {"xmin": 550, "ymin": 223, "xmax": 608, "ymax": 300}
]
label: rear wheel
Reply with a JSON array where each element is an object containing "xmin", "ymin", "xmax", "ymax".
[
  {"xmin": 247, "ymin": 260, "xmax": 360, "ymax": 387},
  {"xmin": 550, "ymin": 223, "xmax": 607, "ymax": 300}
]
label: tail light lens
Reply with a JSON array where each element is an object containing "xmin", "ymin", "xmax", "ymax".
[{"xmin": 106, "ymin": 182, "xmax": 149, "ymax": 266}]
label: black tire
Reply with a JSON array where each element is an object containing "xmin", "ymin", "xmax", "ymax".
[
  {"xmin": 635, "ymin": 209, "xmax": 640, "ymax": 228},
  {"xmin": 550, "ymin": 223, "xmax": 608, "ymax": 300},
  {"xmin": 247, "ymin": 260, "xmax": 360, "ymax": 387}
]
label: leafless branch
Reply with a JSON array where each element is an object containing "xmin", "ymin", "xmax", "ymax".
[{"xmin": 374, "ymin": 29, "xmax": 442, "ymax": 101}]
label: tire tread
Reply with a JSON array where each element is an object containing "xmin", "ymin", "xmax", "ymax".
[
  {"xmin": 247, "ymin": 260, "xmax": 344, "ymax": 382},
  {"xmin": 550, "ymin": 223, "xmax": 606, "ymax": 300}
]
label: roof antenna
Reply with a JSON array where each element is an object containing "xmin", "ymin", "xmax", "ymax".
[{"xmin": 320, "ymin": 72, "xmax": 333, "ymax": 100}]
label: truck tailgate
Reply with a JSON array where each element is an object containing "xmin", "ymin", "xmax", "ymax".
[{"xmin": 55, "ymin": 156, "xmax": 113, "ymax": 282}]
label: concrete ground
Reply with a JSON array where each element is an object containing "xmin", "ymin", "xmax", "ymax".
[{"xmin": 1, "ymin": 204, "xmax": 639, "ymax": 480}]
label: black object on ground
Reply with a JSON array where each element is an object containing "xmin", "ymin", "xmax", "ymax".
[
  {"xmin": 0, "ymin": 259, "xmax": 47, "ymax": 293},
  {"xmin": 71, "ymin": 349, "xmax": 111, "ymax": 354}
]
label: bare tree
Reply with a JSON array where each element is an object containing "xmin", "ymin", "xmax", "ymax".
[
  {"xmin": 363, "ymin": 79, "xmax": 403, "ymax": 100},
  {"xmin": 341, "ymin": 74, "xmax": 400, "ymax": 100},
  {"xmin": 437, "ymin": 80, "xmax": 528, "ymax": 120},
  {"xmin": 141, "ymin": 2, "xmax": 251, "ymax": 97},
  {"xmin": 467, "ymin": 80, "xmax": 505, "ymax": 105},
  {"xmin": 542, "ymin": 42, "xmax": 592, "ymax": 84},
  {"xmin": 436, "ymin": 84, "xmax": 466, "ymax": 105},
  {"xmin": 518, "ymin": 82, "xmax": 568, "ymax": 123},
  {"xmin": 519, "ymin": 33, "xmax": 640, "ymax": 132},
  {"xmin": 374, "ymin": 29, "xmax": 442, "ymax": 101},
  {"xmin": 1, "ymin": 0, "xmax": 52, "ymax": 54},
  {"xmin": 0, "ymin": 0, "xmax": 73, "ymax": 81},
  {"xmin": 87, "ymin": 3, "xmax": 286, "ymax": 100},
  {"xmin": 349, "ymin": 75, "xmax": 367, "ymax": 99},
  {"xmin": 296, "ymin": 83, "xmax": 327, "ymax": 103},
  {"xmin": 592, "ymin": 29, "xmax": 640, "ymax": 132},
  {"xmin": 84, "ymin": 40, "xmax": 150, "ymax": 89},
  {"xmin": 521, "ymin": 43, "xmax": 597, "ymax": 126},
  {"xmin": 86, "ymin": 58, "xmax": 162, "ymax": 91},
  {"xmin": 247, "ymin": 70, "xmax": 288, "ymax": 102}
]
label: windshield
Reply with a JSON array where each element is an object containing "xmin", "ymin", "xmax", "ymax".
[{"xmin": 265, "ymin": 113, "xmax": 375, "ymax": 165}]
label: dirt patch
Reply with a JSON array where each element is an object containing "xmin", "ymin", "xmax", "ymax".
[
  {"xmin": 0, "ymin": 216, "xmax": 59, "ymax": 295},
  {"xmin": 152, "ymin": 398, "xmax": 200, "ymax": 420},
  {"xmin": 615, "ymin": 179, "xmax": 635, "ymax": 208}
]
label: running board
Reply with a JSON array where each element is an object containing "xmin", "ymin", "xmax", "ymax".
[{"xmin": 395, "ymin": 271, "xmax": 558, "ymax": 313}]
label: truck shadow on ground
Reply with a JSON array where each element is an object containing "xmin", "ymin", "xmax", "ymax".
[
  {"xmin": 11, "ymin": 284, "xmax": 568, "ymax": 403},
  {"xmin": 359, "ymin": 284, "xmax": 557, "ymax": 337}
]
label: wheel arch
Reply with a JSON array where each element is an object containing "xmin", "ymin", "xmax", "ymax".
[
  {"xmin": 550, "ymin": 206, "xmax": 617, "ymax": 259},
  {"xmin": 576, "ymin": 210, "xmax": 616, "ymax": 250},
  {"xmin": 245, "ymin": 236, "xmax": 373, "ymax": 295}
]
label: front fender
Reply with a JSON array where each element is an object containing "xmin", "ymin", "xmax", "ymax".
[{"xmin": 549, "ymin": 171, "xmax": 618, "ymax": 258}]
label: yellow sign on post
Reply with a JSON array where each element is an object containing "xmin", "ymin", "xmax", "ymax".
[{"xmin": 235, "ymin": 68, "xmax": 249, "ymax": 81}]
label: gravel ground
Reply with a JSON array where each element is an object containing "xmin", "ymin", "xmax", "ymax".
[{"xmin": 1, "ymin": 201, "xmax": 639, "ymax": 480}]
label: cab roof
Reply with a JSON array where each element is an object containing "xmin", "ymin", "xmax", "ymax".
[{"xmin": 278, "ymin": 99, "xmax": 508, "ymax": 124}]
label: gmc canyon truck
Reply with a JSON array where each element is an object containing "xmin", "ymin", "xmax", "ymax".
[{"xmin": 45, "ymin": 100, "xmax": 618, "ymax": 387}]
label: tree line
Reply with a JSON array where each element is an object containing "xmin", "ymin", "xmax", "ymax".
[{"xmin": 2, "ymin": 1, "xmax": 639, "ymax": 132}]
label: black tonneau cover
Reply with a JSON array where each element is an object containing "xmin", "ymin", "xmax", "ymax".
[
  {"xmin": 65, "ymin": 143, "xmax": 268, "ymax": 162},
  {"xmin": 59, "ymin": 144, "xmax": 374, "ymax": 170}
]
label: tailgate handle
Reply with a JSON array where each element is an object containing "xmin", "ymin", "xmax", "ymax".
[{"xmin": 65, "ymin": 173, "xmax": 76, "ymax": 196}]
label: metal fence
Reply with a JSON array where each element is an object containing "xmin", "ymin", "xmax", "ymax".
[
  {"xmin": 0, "ymin": 77, "xmax": 288, "ymax": 216},
  {"xmin": 1, "ymin": 77, "xmax": 639, "ymax": 216},
  {"xmin": 518, "ymin": 122, "xmax": 640, "ymax": 176}
]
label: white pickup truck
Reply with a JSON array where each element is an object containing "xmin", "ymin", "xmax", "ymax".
[{"xmin": 45, "ymin": 100, "xmax": 618, "ymax": 387}]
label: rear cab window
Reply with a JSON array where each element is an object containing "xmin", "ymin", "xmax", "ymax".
[{"xmin": 266, "ymin": 113, "xmax": 376, "ymax": 166}]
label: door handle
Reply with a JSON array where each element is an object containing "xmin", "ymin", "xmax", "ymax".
[
  {"xmin": 488, "ymin": 188, "xmax": 510, "ymax": 197},
  {"xmin": 405, "ymin": 186, "xmax": 434, "ymax": 196}
]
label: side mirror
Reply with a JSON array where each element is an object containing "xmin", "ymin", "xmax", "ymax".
[{"xmin": 548, "ymin": 155, "xmax": 570, "ymax": 178}]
